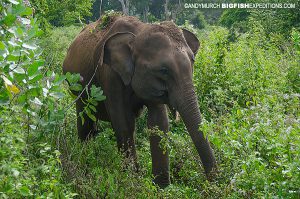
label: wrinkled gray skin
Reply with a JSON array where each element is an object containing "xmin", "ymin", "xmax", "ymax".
[{"xmin": 63, "ymin": 16, "xmax": 217, "ymax": 188}]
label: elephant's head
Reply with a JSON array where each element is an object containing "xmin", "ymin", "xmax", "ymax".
[{"xmin": 99, "ymin": 21, "xmax": 216, "ymax": 177}]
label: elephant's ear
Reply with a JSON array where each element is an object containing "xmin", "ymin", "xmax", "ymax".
[
  {"xmin": 99, "ymin": 32, "xmax": 136, "ymax": 85},
  {"xmin": 182, "ymin": 28, "xmax": 200, "ymax": 55}
]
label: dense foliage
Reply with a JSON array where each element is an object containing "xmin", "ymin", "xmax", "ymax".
[
  {"xmin": 0, "ymin": 0, "xmax": 75, "ymax": 197},
  {"xmin": 1, "ymin": 0, "xmax": 299, "ymax": 198},
  {"xmin": 0, "ymin": 0, "xmax": 103, "ymax": 197},
  {"xmin": 30, "ymin": 0, "xmax": 94, "ymax": 28},
  {"xmin": 219, "ymin": 0, "xmax": 300, "ymax": 36}
]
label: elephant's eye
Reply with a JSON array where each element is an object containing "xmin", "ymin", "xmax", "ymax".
[{"xmin": 160, "ymin": 67, "xmax": 169, "ymax": 75}]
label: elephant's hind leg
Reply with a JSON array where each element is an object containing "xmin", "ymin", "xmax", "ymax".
[
  {"xmin": 110, "ymin": 111, "xmax": 138, "ymax": 169},
  {"xmin": 106, "ymin": 98, "xmax": 138, "ymax": 170},
  {"xmin": 76, "ymin": 99, "xmax": 97, "ymax": 140}
]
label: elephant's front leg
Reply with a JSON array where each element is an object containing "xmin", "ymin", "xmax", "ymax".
[{"xmin": 147, "ymin": 104, "xmax": 170, "ymax": 188}]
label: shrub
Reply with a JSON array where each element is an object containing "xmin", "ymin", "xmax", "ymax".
[
  {"xmin": 219, "ymin": 0, "xmax": 300, "ymax": 37},
  {"xmin": 40, "ymin": 25, "xmax": 82, "ymax": 72},
  {"xmin": 30, "ymin": 0, "xmax": 95, "ymax": 27},
  {"xmin": 190, "ymin": 12, "xmax": 207, "ymax": 29},
  {"xmin": 194, "ymin": 25, "xmax": 299, "ymax": 119},
  {"xmin": 0, "ymin": 0, "xmax": 76, "ymax": 197}
]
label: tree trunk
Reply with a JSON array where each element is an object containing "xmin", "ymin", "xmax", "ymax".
[
  {"xmin": 99, "ymin": 0, "xmax": 103, "ymax": 18},
  {"xmin": 164, "ymin": 0, "xmax": 170, "ymax": 20},
  {"xmin": 143, "ymin": 4, "xmax": 149, "ymax": 22},
  {"xmin": 171, "ymin": 0, "xmax": 183, "ymax": 21},
  {"xmin": 118, "ymin": 0, "xmax": 130, "ymax": 15}
]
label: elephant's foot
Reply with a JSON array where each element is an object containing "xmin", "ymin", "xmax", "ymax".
[
  {"xmin": 120, "ymin": 145, "xmax": 139, "ymax": 172},
  {"xmin": 78, "ymin": 128, "xmax": 98, "ymax": 141},
  {"xmin": 205, "ymin": 164, "xmax": 219, "ymax": 182},
  {"xmin": 153, "ymin": 171, "xmax": 170, "ymax": 189}
]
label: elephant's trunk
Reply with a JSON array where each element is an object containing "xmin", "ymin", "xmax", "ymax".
[{"xmin": 174, "ymin": 81, "xmax": 217, "ymax": 177}]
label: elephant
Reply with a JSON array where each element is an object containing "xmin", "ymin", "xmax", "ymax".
[{"xmin": 63, "ymin": 15, "xmax": 217, "ymax": 188}]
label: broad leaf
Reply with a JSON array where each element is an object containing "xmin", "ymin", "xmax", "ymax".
[
  {"xmin": 0, "ymin": 41, "xmax": 6, "ymax": 50},
  {"xmin": 23, "ymin": 43, "xmax": 37, "ymax": 50},
  {"xmin": 8, "ymin": 0, "xmax": 19, "ymax": 5}
]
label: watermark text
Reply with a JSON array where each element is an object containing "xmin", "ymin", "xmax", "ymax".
[{"xmin": 184, "ymin": 2, "xmax": 296, "ymax": 9}]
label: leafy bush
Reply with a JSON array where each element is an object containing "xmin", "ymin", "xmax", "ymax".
[
  {"xmin": 194, "ymin": 27, "xmax": 230, "ymax": 119},
  {"xmin": 40, "ymin": 25, "xmax": 82, "ymax": 72},
  {"xmin": 195, "ymin": 25, "xmax": 299, "ymax": 119},
  {"xmin": 219, "ymin": 7, "xmax": 250, "ymax": 32},
  {"xmin": 190, "ymin": 12, "xmax": 207, "ymax": 30},
  {"xmin": 0, "ymin": 0, "xmax": 76, "ymax": 197},
  {"xmin": 203, "ymin": 101, "xmax": 300, "ymax": 198},
  {"xmin": 30, "ymin": 0, "xmax": 94, "ymax": 28},
  {"xmin": 192, "ymin": 23, "xmax": 300, "ymax": 198},
  {"xmin": 0, "ymin": 1, "xmax": 105, "ymax": 198},
  {"xmin": 0, "ymin": 123, "xmax": 76, "ymax": 198},
  {"xmin": 219, "ymin": 0, "xmax": 300, "ymax": 36}
]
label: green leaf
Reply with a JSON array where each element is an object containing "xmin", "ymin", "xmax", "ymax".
[
  {"xmin": 53, "ymin": 75, "xmax": 66, "ymax": 85},
  {"xmin": 27, "ymin": 87, "xmax": 40, "ymax": 97},
  {"xmin": 0, "ymin": 89, "xmax": 10, "ymax": 105},
  {"xmin": 89, "ymin": 100, "xmax": 98, "ymax": 106},
  {"xmin": 23, "ymin": 43, "xmax": 37, "ymax": 50},
  {"xmin": 85, "ymin": 107, "xmax": 96, "ymax": 122},
  {"xmin": 20, "ymin": 7, "xmax": 33, "ymax": 16},
  {"xmin": 8, "ymin": 27, "xmax": 23, "ymax": 37},
  {"xmin": 32, "ymin": 97, "xmax": 43, "ymax": 106},
  {"xmin": 49, "ymin": 92, "xmax": 65, "ymax": 99},
  {"xmin": 13, "ymin": 66, "xmax": 25, "ymax": 74},
  {"xmin": 2, "ymin": 15, "xmax": 16, "ymax": 26},
  {"xmin": 89, "ymin": 104, "xmax": 96, "ymax": 113},
  {"xmin": 21, "ymin": 17, "xmax": 31, "ymax": 25},
  {"xmin": 17, "ymin": 94, "xmax": 26, "ymax": 104},
  {"xmin": 90, "ymin": 85, "xmax": 106, "ymax": 102},
  {"xmin": 13, "ymin": 73, "xmax": 26, "ymax": 82},
  {"xmin": 16, "ymin": 27, "xmax": 24, "ymax": 36},
  {"xmin": 19, "ymin": 186, "xmax": 30, "ymax": 196},
  {"xmin": 29, "ymin": 73, "xmax": 43, "ymax": 82},
  {"xmin": 7, "ymin": 54, "xmax": 19, "ymax": 61},
  {"xmin": 0, "ymin": 41, "xmax": 6, "ymax": 50},
  {"xmin": 66, "ymin": 72, "xmax": 81, "ymax": 83},
  {"xmin": 28, "ymin": 60, "xmax": 43, "ymax": 76},
  {"xmin": 8, "ymin": 0, "xmax": 19, "ymax": 5},
  {"xmin": 70, "ymin": 83, "xmax": 82, "ymax": 92},
  {"xmin": 79, "ymin": 112, "xmax": 85, "ymax": 125}
]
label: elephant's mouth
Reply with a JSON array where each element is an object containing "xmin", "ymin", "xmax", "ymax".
[
  {"xmin": 151, "ymin": 90, "xmax": 168, "ymax": 103},
  {"xmin": 135, "ymin": 87, "xmax": 168, "ymax": 104},
  {"xmin": 154, "ymin": 90, "xmax": 167, "ymax": 97}
]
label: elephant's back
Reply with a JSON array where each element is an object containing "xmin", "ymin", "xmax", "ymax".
[
  {"xmin": 63, "ymin": 16, "xmax": 143, "ymax": 85},
  {"xmin": 63, "ymin": 21, "xmax": 103, "ymax": 83}
]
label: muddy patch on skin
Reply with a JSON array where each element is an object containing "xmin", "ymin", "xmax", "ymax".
[
  {"xmin": 158, "ymin": 21, "xmax": 186, "ymax": 46},
  {"xmin": 97, "ymin": 12, "xmax": 123, "ymax": 31},
  {"xmin": 129, "ymin": 20, "xmax": 188, "ymax": 56},
  {"xmin": 140, "ymin": 21, "xmax": 187, "ymax": 52},
  {"xmin": 77, "ymin": 14, "xmax": 120, "ymax": 48}
]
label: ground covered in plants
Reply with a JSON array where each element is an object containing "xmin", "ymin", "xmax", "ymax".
[{"xmin": 1, "ymin": 1, "xmax": 299, "ymax": 198}]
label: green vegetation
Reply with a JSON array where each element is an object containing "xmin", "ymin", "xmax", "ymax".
[
  {"xmin": 1, "ymin": 0, "xmax": 299, "ymax": 198},
  {"xmin": 219, "ymin": 0, "xmax": 300, "ymax": 36},
  {"xmin": 0, "ymin": 0, "xmax": 75, "ymax": 197},
  {"xmin": 30, "ymin": 0, "xmax": 94, "ymax": 28}
]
